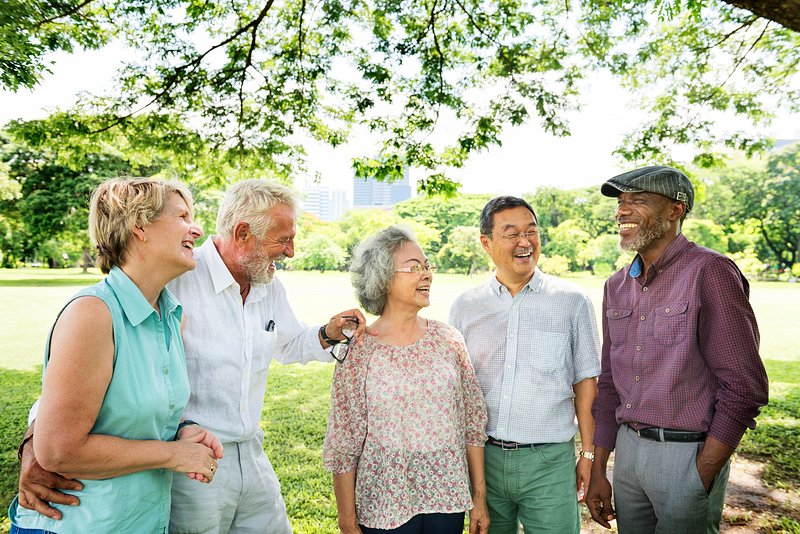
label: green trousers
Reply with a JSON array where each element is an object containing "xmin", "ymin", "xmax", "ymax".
[{"xmin": 484, "ymin": 439, "xmax": 580, "ymax": 534}]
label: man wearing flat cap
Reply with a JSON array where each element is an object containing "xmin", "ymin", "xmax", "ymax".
[{"xmin": 586, "ymin": 166, "xmax": 769, "ymax": 533}]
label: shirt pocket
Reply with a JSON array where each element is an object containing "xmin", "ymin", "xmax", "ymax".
[
  {"xmin": 254, "ymin": 329, "xmax": 278, "ymax": 371},
  {"xmin": 528, "ymin": 330, "xmax": 568, "ymax": 373},
  {"xmin": 605, "ymin": 307, "xmax": 633, "ymax": 345},
  {"xmin": 653, "ymin": 302, "xmax": 689, "ymax": 345}
]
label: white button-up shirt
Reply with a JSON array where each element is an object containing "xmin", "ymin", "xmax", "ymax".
[
  {"xmin": 449, "ymin": 268, "xmax": 601, "ymax": 444},
  {"xmin": 168, "ymin": 239, "xmax": 331, "ymax": 443}
]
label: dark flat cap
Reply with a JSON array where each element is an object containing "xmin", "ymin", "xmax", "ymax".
[{"xmin": 601, "ymin": 165, "xmax": 694, "ymax": 213}]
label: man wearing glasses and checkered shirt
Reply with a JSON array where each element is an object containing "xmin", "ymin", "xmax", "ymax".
[{"xmin": 450, "ymin": 196, "xmax": 601, "ymax": 534}]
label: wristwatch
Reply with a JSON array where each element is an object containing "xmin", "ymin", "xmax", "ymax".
[
  {"xmin": 319, "ymin": 324, "xmax": 341, "ymax": 345},
  {"xmin": 579, "ymin": 450, "xmax": 595, "ymax": 461}
]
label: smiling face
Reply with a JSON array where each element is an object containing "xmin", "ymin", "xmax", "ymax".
[
  {"xmin": 386, "ymin": 241, "xmax": 432, "ymax": 312},
  {"xmin": 615, "ymin": 191, "xmax": 678, "ymax": 255},
  {"xmin": 480, "ymin": 205, "xmax": 540, "ymax": 289},
  {"xmin": 240, "ymin": 202, "xmax": 296, "ymax": 284},
  {"xmin": 145, "ymin": 192, "xmax": 203, "ymax": 275}
]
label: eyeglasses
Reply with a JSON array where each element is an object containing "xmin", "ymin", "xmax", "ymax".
[
  {"xmin": 329, "ymin": 316, "xmax": 359, "ymax": 363},
  {"xmin": 394, "ymin": 263, "xmax": 437, "ymax": 275},
  {"xmin": 496, "ymin": 230, "xmax": 539, "ymax": 242}
]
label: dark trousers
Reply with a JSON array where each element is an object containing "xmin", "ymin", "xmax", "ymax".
[{"xmin": 360, "ymin": 512, "xmax": 465, "ymax": 534}]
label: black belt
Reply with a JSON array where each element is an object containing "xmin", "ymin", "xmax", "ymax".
[
  {"xmin": 486, "ymin": 436, "xmax": 537, "ymax": 450},
  {"xmin": 634, "ymin": 426, "xmax": 706, "ymax": 443}
]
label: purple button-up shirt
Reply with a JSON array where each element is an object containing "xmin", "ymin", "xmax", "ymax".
[{"xmin": 592, "ymin": 234, "xmax": 769, "ymax": 450}]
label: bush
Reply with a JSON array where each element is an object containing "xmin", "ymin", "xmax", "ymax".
[{"xmin": 538, "ymin": 254, "xmax": 570, "ymax": 276}]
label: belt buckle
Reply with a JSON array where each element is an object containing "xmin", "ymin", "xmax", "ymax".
[{"xmin": 501, "ymin": 440, "xmax": 518, "ymax": 451}]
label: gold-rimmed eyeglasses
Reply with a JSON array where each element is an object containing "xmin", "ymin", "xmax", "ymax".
[{"xmin": 394, "ymin": 263, "xmax": 437, "ymax": 275}]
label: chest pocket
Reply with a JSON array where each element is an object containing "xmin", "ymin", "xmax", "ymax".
[
  {"xmin": 254, "ymin": 330, "xmax": 278, "ymax": 371},
  {"xmin": 605, "ymin": 307, "xmax": 632, "ymax": 346},
  {"xmin": 653, "ymin": 302, "xmax": 689, "ymax": 345}
]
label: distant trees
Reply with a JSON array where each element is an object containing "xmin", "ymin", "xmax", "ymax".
[{"xmin": 1, "ymin": 113, "xmax": 798, "ymax": 278}]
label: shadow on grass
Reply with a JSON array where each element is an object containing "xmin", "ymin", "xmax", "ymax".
[
  {"xmin": 0, "ymin": 368, "xmax": 42, "ymax": 524},
  {"xmin": 738, "ymin": 359, "xmax": 800, "ymax": 492}
]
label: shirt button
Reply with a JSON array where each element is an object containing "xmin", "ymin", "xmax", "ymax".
[
  {"xmin": 642, "ymin": 286, "xmax": 648, "ymax": 292},
  {"xmin": 658, "ymin": 269, "xmax": 663, "ymax": 274},
  {"xmin": 163, "ymin": 367, "xmax": 169, "ymax": 375},
  {"xmin": 635, "ymin": 376, "xmax": 640, "ymax": 381},
  {"xmin": 506, "ymin": 365, "xmax": 512, "ymax": 369},
  {"xmin": 169, "ymin": 402, "xmax": 175, "ymax": 409},
  {"xmin": 640, "ymin": 315, "xmax": 646, "ymax": 321},
  {"xmin": 636, "ymin": 346, "xmax": 642, "ymax": 351},
  {"xmin": 613, "ymin": 311, "xmax": 619, "ymax": 317},
  {"xmin": 665, "ymin": 307, "xmax": 671, "ymax": 313},
  {"xmin": 626, "ymin": 403, "xmax": 632, "ymax": 409}
]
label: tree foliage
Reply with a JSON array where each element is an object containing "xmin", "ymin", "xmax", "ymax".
[{"xmin": 3, "ymin": 1, "xmax": 798, "ymax": 193}]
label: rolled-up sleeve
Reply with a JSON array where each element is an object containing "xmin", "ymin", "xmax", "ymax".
[{"xmin": 323, "ymin": 345, "xmax": 368, "ymax": 473}]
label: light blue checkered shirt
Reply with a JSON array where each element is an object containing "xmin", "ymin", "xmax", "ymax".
[{"xmin": 449, "ymin": 268, "xmax": 601, "ymax": 444}]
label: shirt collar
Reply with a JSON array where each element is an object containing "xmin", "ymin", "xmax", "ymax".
[
  {"xmin": 628, "ymin": 233, "xmax": 690, "ymax": 279},
  {"xmin": 106, "ymin": 266, "xmax": 181, "ymax": 326},
  {"xmin": 199, "ymin": 237, "xmax": 272, "ymax": 303},
  {"xmin": 201, "ymin": 238, "xmax": 238, "ymax": 294},
  {"xmin": 488, "ymin": 268, "xmax": 543, "ymax": 296}
]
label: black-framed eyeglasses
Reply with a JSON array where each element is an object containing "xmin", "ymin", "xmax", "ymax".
[{"xmin": 329, "ymin": 315, "xmax": 359, "ymax": 363}]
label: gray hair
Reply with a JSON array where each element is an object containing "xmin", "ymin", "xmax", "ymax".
[
  {"xmin": 350, "ymin": 225, "xmax": 418, "ymax": 316},
  {"xmin": 216, "ymin": 179, "xmax": 300, "ymax": 239}
]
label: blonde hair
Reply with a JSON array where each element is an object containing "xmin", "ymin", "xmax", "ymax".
[
  {"xmin": 215, "ymin": 179, "xmax": 300, "ymax": 239},
  {"xmin": 89, "ymin": 178, "xmax": 194, "ymax": 273}
]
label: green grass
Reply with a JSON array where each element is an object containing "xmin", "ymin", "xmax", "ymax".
[{"xmin": 0, "ymin": 269, "xmax": 798, "ymax": 533}]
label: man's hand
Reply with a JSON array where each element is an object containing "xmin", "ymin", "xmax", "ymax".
[
  {"xmin": 586, "ymin": 446, "xmax": 616, "ymax": 529},
  {"xmin": 323, "ymin": 309, "xmax": 373, "ymax": 347},
  {"xmin": 18, "ymin": 433, "xmax": 82, "ymax": 520},
  {"xmin": 696, "ymin": 436, "xmax": 735, "ymax": 492},
  {"xmin": 576, "ymin": 456, "xmax": 592, "ymax": 502}
]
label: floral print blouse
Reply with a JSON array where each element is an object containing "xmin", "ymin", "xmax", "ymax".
[{"xmin": 323, "ymin": 319, "xmax": 488, "ymax": 530}]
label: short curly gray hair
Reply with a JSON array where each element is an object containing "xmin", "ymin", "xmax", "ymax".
[{"xmin": 350, "ymin": 225, "xmax": 417, "ymax": 316}]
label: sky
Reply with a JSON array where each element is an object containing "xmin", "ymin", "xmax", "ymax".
[{"xmin": 2, "ymin": 44, "xmax": 798, "ymax": 197}]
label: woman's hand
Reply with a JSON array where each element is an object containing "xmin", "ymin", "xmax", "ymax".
[
  {"xmin": 170, "ymin": 431, "xmax": 219, "ymax": 483},
  {"xmin": 469, "ymin": 496, "xmax": 490, "ymax": 534},
  {"xmin": 176, "ymin": 423, "xmax": 224, "ymax": 481}
]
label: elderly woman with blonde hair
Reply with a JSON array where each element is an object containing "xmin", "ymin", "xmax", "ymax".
[
  {"xmin": 323, "ymin": 226, "xmax": 489, "ymax": 534},
  {"xmin": 9, "ymin": 178, "xmax": 222, "ymax": 534}
]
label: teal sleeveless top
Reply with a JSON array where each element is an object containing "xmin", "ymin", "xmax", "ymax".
[{"xmin": 10, "ymin": 266, "xmax": 190, "ymax": 533}]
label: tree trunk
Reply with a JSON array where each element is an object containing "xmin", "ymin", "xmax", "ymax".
[{"xmin": 723, "ymin": 1, "xmax": 800, "ymax": 32}]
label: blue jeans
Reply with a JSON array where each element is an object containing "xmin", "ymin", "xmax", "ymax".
[
  {"xmin": 10, "ymin": 525, "xmax": 55, "ymax": 534},
  {"xmin": 360, "ymin": 512, "xmax": 465, "ymax": 534}
]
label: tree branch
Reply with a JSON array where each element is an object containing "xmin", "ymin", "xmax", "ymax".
[
  {"xmin": 452, "ymin": 0, "xmax": 501, "ymax": 46},
  {"xmin": 721, "ymin": 20, "xmax": 770, "ymax": 87},
  {"xmin": 91, "ymin": 1, "xmax": 275, "ymax": 136},
  {"xmin": 34, "ymin": 0, "xmax": 95, "ymax": 29}
]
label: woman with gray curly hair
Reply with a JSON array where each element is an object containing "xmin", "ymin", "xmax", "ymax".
[{"xmin": 323, "ymin": 226, "xmax": 490, "ymax": 534}]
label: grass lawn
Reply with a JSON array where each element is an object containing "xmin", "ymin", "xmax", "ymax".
[{"xmin": 0, "ymin": 268, "xmax": 798, "ymax": 533}]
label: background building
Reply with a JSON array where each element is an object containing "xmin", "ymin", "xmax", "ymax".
[{"xmin": 352, "ymin": 167, "xmax": 412, "ymax": 209}]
